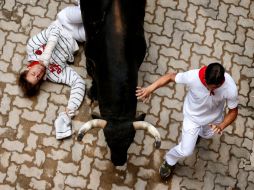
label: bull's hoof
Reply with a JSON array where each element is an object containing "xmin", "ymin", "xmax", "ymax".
[
  {"xmin": 77, "ymin": 133, "xmax": 84, "ymax": 141},
  {"xmin": 155, "ymin": 140, "xmax": 161, "ymax": 149}
]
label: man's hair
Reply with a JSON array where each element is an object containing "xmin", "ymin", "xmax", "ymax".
[
  {"xmin": 18, "ymin": 70, "xmax": 43, "ymax": 97},
  {"xmin": 205, "ymin": 62, "xmax": 225, "ymax": 85}
]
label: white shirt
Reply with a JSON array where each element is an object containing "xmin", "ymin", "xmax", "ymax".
[
  {"xmin": 26, "ymin": 21, "xmax": 85, "ymax": 112},
  {"xmin": 175, "ymin": 69, "xmax": 238, "ymax": 126}
]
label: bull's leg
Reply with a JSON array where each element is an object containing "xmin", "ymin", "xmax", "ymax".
[
  {"xmin": 86, "ymin": 58, "xmax": 98, "ymax": 102},
  {"xmin": 87, "ymin": 80, "xmax": 98, "ymax": 101}
]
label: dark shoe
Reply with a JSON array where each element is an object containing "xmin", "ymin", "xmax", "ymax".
[
  {"xmin": 159, "ymin": 161, "xmax": 174, "ymax": 180},
  {"xmin": 196, "ymin": 136, "xmax": 201, "ymax": 145}
]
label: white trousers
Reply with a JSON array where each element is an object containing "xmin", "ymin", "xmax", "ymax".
[
  {"xmin": 165, "ymin": 117, "xmax": 222, "ymax": 166},
  {"xmin": 57, "ymin": 6, "xmax": 86, "ymax": 42}
]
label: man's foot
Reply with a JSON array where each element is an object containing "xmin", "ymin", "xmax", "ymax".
[
  {"xmin": 159, "ymin": 161, "xmax": 174, "ymax": 180},
  {"xmin": 196, "ymin": 136, "xmax": 201, "ymax": 145}
]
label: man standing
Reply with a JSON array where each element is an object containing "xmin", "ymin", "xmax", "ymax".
[{"xmin": 136, "ymin": 63, "xmax": 238, "ymax": 180}]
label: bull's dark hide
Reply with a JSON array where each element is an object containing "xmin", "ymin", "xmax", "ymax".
[{"xmin": 80, "ymin": 0, "xmax": 147, "ymax": 166}]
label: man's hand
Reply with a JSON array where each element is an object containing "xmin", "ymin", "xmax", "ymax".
[
  {"xmin": 136, "ymin": 86, "xmax": 151, "ymax": 103},
  {"xmin": 209, "ymin": 124, "xmax": 222, "ymax": 134}
]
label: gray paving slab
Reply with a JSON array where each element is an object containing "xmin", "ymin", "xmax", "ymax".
[{"xmin": 0, "ymin": 0, "xmax": 254, "ymax": 189}]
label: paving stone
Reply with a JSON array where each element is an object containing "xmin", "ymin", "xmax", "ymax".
[
  {"xmin": 204, "ymin": 28, "xmax": 215, "ymax": 47},
  {"xmin": 150, "ymin": 95, "xmax": 162, "ymax": 115},
  {"xmin": 6, "ymin": 107, "xmax": 22, "ymax": 129},
  {"xmin": 226, "ymin": 14, "xmax": 238, "ymax": 35},
  {"xmin": 57, "ymin": 161, "xmax": 79, "ymax": 175},
  {"xmin": 174, "ymin": 165, "xmax": 194, "ymax": 178},
  {"xmin": 180, "ymin": 177, "xmax": 203, "ymax": 190},
  {"xmin": 0, "ymin": 185, "xmax": 15, "ymax": 190},
  {"xmin": 151, "ymin": 34, "xmax": 171, "ymax": 49},
  {"xmin": 134, "ymin": 130, "xmax": 145, "ymax": 145},
  {"xmin": 246, "ymin": 182, "xmax": 254, "ymax": 190},
  {"xmin": 29, "ymin": 178, "xmax": 50, "ymax": 190},
  {"xmin": 42, "ymin": 137, "xmax": 60, "ymax": 148},
  {"xmin": 171, "ymin": 110, "xmax": 183, "ymax": 122},
  {"xmin": 134, "ymin": 178, "xmax": 147, "ymax": 190},
  {"xmin": 217, "ymin": 3, "xmax": 230, "ymax": 22},
  {"xmin": 198, "ymin": 7, "xmax": 218, "ymax": 19},
  {"xmin": 87, "ymin": 169, "xmax": 102, "ymax": 190},
  {"xmin": 34, "ymin": 149, "xmax": 45, "ymax": 167},
  {"xmin": 0, "ymin": 171, "xmax": 6, "ymax": 183},
  {"xmin": 53, "ymin": 172, "xmax": 66, "ymax": 190},
  {"xmin": 129, "ymin": 155, "xmax": 149, "ymax": 166},
  {"xmin": 112, "ymin": 184, "xmax": 132, "ymax": 190},
  {"xmin": 162, "ymin": 17, "xmax": 174, "ymax": 37},
  {"xmin": 0, "ymin": 0, "xmax": 253, "ymax": 189},
  {"xmin": 137, "ymin": 167, "xmax": 156, "ymax": 179},
  {"xmin": 225, "ymin": 42, "xmax": 244, "ymax": 55},
  {"xmin": 160, "ymin": 47, "xmax": 179, "ymax": 59},
  {"xmin": 215, "ymin": 174, "xmax": 236, "ymax": 187},
  {"xmin": 128, "ymin": 143, "xmax": 142, "ymax": 156},
  {"xmin": 6, "ymin": 163, "xmax": 18, "ymax": 183},
  {"xmin": 155, "ymin": 56, "xmax": 170, "ymax": 76},
  {"xmin": 198, "ymin": 148, "xmax": 219, "ymax": 162},
  {"xmin": 0, "ymin": 152, "xmax": 11, "ymax": 168},
  {"xmin": 43, "ymin": 103, "xmax": 58, "ymax": 124},
  {"xmin": 228, "ymin": 156, "xmax": 240, "ymax": 178},
  {"xmin": 79, "ymin": 155, "xmax": 93, "ymax": 176},
  {"xmin": 65, "ymin": 175, "xmax": 87, "ymax": 189},
  {"xmin": 218, "ymin": 143, "xmax": 231, "ymax": 165},
  {"xmin": 193, "ymin": 159, "xmax": 206, "ymax": 180},
  {"xmin": 203, "ymin": 171, "xmax": 215, "ymax": 190},
  {"xmin": 30, "ymin": 123, "xmax": 52, "ymax": 136},
  {"xmin": 2, "ymin": 139, "xmax": 24, "ymax": 153},
  {"xmin": 192, "ymin": 43, "xmax": 213, "ymax": 56},
  {"xmin": 11, "ymin": 152, "xmax": 33, "ymax": 164},
  {"xmin": 46, "ymin": 1, "xmax": 58, "ymax": 19},
  {"xmin": 13, "ymin": 96, "xmax": 33, "ymax": 109},
  {"xmin": 71, "ymin": 143, "xmax": 84, "ymax": 162},
  {"xmin": 154, "ymin": 6, "xmax": 166, "ymax": 26},
  {"xmin": 141, "ymin": 135, "xmax": 154, "ymax": 156},
  {"xmin": 212, "ymin": 39, "xmax": 224, "ymax": 59},
  {"xmin": 20, "ymin": 165, "xmax": 43, "ymax": 179},
  {"xmin": 152, "ymin": 183, "xmax": 169, "ymax": 190},
  {"xmin": 207, "ymin": 161, "xmax": 228, "ymax": 175},
  {"xmin": 47, "ymin": 149, "xmax": 68, "ymax": 161},
  {"xmin": 236, "ymin": 169, "xmax": 248, "ymax": 189},
  {"xmin": 163, "ymin": 98, "xmax": 182, "ymax": 112},
  {"xmin": 180, "ymin": 41, "xmax": 192, "ymax": 61},
  {"xmin": 230, "ymin": 145, "xmax": 250, "ymax": 160}
]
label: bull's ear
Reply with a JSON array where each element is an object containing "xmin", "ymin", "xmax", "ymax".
[
  {"xmin": 91, "ymin": 113, "xmax": 102, "ymax": 119},
  {"xmin": 135, "ymin": 113, "xmax": 146, "ymax": 121}
]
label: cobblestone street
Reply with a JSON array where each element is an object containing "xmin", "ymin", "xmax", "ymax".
[{"xmin": 0, "ymin": 0, "xmax": 254, "ymax": 189}]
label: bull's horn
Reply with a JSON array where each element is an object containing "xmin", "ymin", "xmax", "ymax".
[
  {"xmin": 77, "ymin": 119, "xmax": 107, "ymax": 141},
  {"xmin": 133, "ymin": 121, "xmax": 161, "ymax": 149}
]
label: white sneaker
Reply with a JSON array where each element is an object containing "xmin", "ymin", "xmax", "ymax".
[{"xmin": 54, "ymin": 112, "xmax": 72, "ymax": 140}]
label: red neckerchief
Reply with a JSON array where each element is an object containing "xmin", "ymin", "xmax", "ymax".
[
  {"xmin": 198, "ymin": 66, "xmax": 215, "ymax": 96},
  {"xmin": 27, "ymin": 61, "xmax": 40, "ymax": 68}
]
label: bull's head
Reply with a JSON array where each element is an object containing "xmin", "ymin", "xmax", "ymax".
[{"xmin": 77, "ymin": 118, "xmax": 161, "ymax": 166}]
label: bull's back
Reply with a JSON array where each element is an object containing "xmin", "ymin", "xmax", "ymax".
[{"xmin": 80, "ymin": 0, "xmax": 146, "ymax": 119}]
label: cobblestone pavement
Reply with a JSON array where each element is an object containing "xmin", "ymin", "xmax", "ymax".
[{"xmin": 0, "ymin": 0, "xmax": 254, "ymax": 189}]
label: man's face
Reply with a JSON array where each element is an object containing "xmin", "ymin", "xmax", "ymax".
[{"xmin": 26, "ymin": 64, "xmax": 46, "ymax": 85}]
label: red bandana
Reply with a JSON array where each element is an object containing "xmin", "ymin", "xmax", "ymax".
[
  {"xmin": 27, "ymin": 61, "xmax": 40, "ymax": 68},
  {"xmin": 198, "ymin": 66, "xmax": 215, "ymax": 96}
]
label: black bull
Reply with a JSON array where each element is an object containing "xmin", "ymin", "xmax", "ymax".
[{"xmin": 77, "ymin": 0, "xmax": 161, "ymax": 166}]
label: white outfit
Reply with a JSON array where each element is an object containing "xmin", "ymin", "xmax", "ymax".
[
  {"xmin": 27, "ymin": 21, "xmax": 85, "ymax": 112},
  {"xmin": 57, "ymin": 6, "xmax": 86, "ymax": 42},
  {"xmin": 26, "ymin": 7, "xmax": 86, "ymax": 139},
  {"xmin": 165, "ymin": 69, "xmax": 238, "ymax": 166}
]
